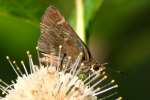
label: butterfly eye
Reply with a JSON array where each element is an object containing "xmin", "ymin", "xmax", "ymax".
[{"xmin": 92, "ymin": 64, "xmax": 100, "ymax": 71}]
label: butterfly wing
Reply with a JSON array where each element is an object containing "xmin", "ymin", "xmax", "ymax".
[{"xmin": 37, "ymin": 6, "xmax": 92, "ymax": 65}]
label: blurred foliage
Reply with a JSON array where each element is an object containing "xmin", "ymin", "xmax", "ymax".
[{"xmin": 0, "ymin": 0, "xmax": 150, "ymax": 99}]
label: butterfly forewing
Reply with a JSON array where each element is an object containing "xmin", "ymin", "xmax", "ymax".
[{"xmin": 37, "ymin": 6, "xmax": 92, "ymax": 66}]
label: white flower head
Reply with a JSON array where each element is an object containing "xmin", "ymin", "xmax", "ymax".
[{"xmin": 0, "ymin": 47, "xmax": 122, "ymax": 100}]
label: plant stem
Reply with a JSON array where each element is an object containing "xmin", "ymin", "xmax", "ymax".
[{"xmin": 75, "ymin": 0, "xmax": 86, "ymax": 43}]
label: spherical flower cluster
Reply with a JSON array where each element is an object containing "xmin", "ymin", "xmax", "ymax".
[{"xmin": 0, "ymin": 48, "xmax": 121, "ymax": 100}]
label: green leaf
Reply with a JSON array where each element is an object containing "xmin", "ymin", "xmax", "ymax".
[{"xmin": 84, "ymin": 0, "xmax": 104, "ymax": 28}]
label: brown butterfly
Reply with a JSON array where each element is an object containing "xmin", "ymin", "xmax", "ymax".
[{"xmin": 37, "ymin": 5, "xmax": 103, "ymax": 72}]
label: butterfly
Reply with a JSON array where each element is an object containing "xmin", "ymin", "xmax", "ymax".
[{"xmin": 37, "ymin": 5, "xmax": 103, "ymax": 72}]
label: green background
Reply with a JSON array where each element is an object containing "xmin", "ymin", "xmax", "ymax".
[{"xmin": 0, "ymin": 0, "xmax": 150, "ymax": 99}]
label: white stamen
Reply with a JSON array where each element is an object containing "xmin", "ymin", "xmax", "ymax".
[
  {"xmin": 70, "ymin": 52, "xmax": 83, "ymax": 76},
  {"xmin": 36, "ymin": 47, "xmax": 42, "ymax": 67},
  {"xmin": 0, "ymin": 79, "xmax": 9, "ymax": 87},
  {"xmin": 84, "ymin": 72, "xmax": 96, "ymax": 83},
  {"xmin": 100, "ymin": 92, "xmax": 118, "ymax": 100},
  {"xmin": 63, "ymin": 56, "xmax": 72, "ymax": 73},
  {"xmin": 58, "ymin": 45, "xmax": 62, "ymax": 70},
  {"xmin": 27, "ymin": 51, "xmax": 34, "ymax": 74},
  {"xmin": 85, "ymin": 72, "xmax": 105, "ymax": 86},
  {"xmin": 6, "ymin": 56, "xmax": 19, "ymax": 76},
  {"xmin": 90, "ymin": 75, "xmax": 107, "ymax": 89},
  {"xmin": 13, "ymin": 61, "xmax": 23, "ymax": 76},
  {"xmin": 21, "ymin": 61, "xmax": 28, "ymax": 76},
  {"xmin": 116, "ymin": 96, "xmax": 123, "ymax": 100},
  {"xmin": 100, "ymin": 80, "xmax": 115, "ymax": 91},
  {"xmin": 94, "ymin": 85, "xmax": 118, "ymax": 96}
]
